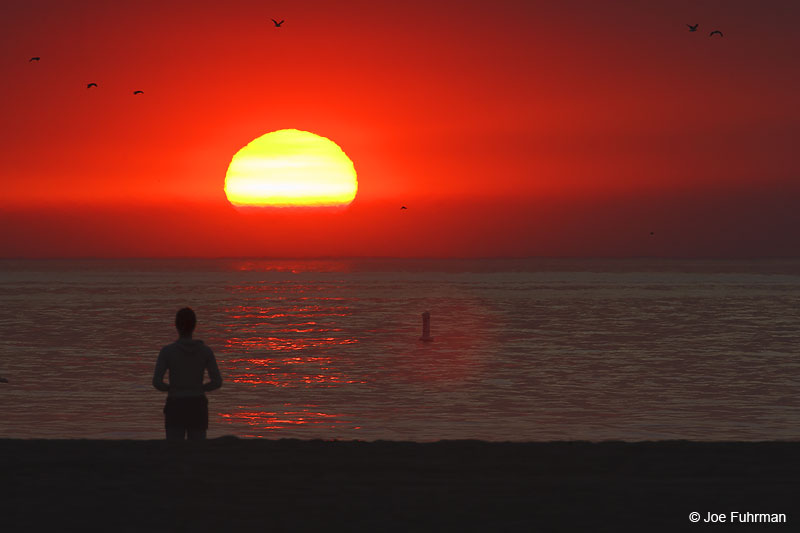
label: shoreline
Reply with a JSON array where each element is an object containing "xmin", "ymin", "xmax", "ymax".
[{"xmin": 3, "ymin": 438, "xmax": 798, "ymax": 531}]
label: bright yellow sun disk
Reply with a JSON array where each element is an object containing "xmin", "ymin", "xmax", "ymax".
[{"xmin": 224, "ymin": 129, "xmax": 358, "ymax": 208}]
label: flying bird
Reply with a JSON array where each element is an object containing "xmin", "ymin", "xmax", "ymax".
[
  {"xmin": 87, "ymin": 83, "xmax": 98, "ymax": 89},
  {"xmin": 400, "ymin": 206, "xmax": 407, "ymax": 210},
  {"xmin": 687, "ymin": 24, "xmax": 698, "ymax": 32},
  {"xmin": 272, "ymin": 18, "xmax": 285, "ymax": 27},
  {"xmin": 709, "ymin": 30, "xmax": 723, "ymax": 37},
  {"xmin": 133, "ymin": 90, "xmax": 144, "ymax": 95},
  {"xmin": 29, "ymin": 56, "xmax": 40, "ymax": 62}
]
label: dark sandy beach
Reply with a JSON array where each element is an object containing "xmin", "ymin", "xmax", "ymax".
[{"xmin": 2, "ymin": 438, "xmax": 797, "ymax": 532}]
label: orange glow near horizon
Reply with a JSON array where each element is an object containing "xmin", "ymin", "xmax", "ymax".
[{"xmin": 224, "ymin": 129, "xmax": 358, "ymax": 208}]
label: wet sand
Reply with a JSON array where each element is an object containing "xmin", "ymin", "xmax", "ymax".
[{"xmin": 2, "ymin": 438, "xmax": 797, "ymax": 532}]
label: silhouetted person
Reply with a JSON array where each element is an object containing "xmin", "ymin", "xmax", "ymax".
[
  {"xmin": 153, "ymin": 307, "xmax": 222, "ymax": 441},
  {"xmin": 687, "ymin": 24, "xmax": 698, "ymax": 32}
]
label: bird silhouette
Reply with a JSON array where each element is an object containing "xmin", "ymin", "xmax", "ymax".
[
  {"xmin": 272, "ymin": 18, "xmax": 285, "ymax": 27},
  {"xmin": 709, "ymin": 30, "xmax": 723, "ymax": 37},
  {"xmin": 133, "ymin": 90, "xmax": 144, "ymax": 95},
  {"xmin": 400, "ymin": 206, "xmax": 407, "ymax": 210},
  {"xmin": 87, "ymin": 83, "xmax": 98, "ymax": 89},
  {"xmin": 29, "ymin": 56, "xmax": 40, "ymax": 62},
  {"xmin": 650, "ymin": 231, "xmax": 655, "ymax": 236},
  {"xmin": 687, "ymin": 24, "xmax": 698, "ymax": 32}
]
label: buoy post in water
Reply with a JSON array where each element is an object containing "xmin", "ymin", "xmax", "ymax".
[{"xmin": 420, "ymin": 311, "xmax": 434, "ymax": 342}]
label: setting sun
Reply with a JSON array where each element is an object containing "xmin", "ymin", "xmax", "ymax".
[{"xmin": 224, "ymin": 129, "xmax": 358, "ymax": 208}]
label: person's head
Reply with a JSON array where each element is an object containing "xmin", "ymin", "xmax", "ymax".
[{"xmin": 175, "ymin": 307, "xmax": 197, "ymax": 337}]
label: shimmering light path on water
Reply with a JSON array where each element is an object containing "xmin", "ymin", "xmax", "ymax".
[{"xmin": 1, "ymin": 259, "xmax": 799, "ymax": 441}]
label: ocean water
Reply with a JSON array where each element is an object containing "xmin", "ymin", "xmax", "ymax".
[{"xmin": 1, "ymin": 258, "xmax": 799, "ymax": 441}]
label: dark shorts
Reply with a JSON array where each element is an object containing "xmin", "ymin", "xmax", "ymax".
[{"xmin": 164, "ymin": 396, "xmax": 209, "ymax": 430}]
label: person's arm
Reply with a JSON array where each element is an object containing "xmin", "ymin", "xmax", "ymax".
[
  {"xmin": 203, "ymin": 350, "xmax": 222, "ymax": 392},
  {"xmin": 152, "ymin": 350, "xmax": 170, "ymax": 392}
]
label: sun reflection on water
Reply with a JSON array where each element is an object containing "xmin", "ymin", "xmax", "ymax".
[
  {"xmin": 218, "ymin": 281, "xmax": 368, "ymax": 447},
  {"xmin": 226, "ymin": 355, "xmax": 366, "ymax": 387},
  {"xmin": 219, "ymin": 404, "xmax": 360, "ymax": 437},
  {"xmin": 230, "ymin": 259, "xmax": 356, "ymax": 273}
]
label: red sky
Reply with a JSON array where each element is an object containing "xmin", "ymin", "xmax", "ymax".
[{"xmin": 1, "ymin": 0, "xmax": 798, "ymax": 257}]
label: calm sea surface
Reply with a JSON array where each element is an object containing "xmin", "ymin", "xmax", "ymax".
[{"xmin": 1, "ymin": 258, "xmax": 799, "ymax": 441}]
